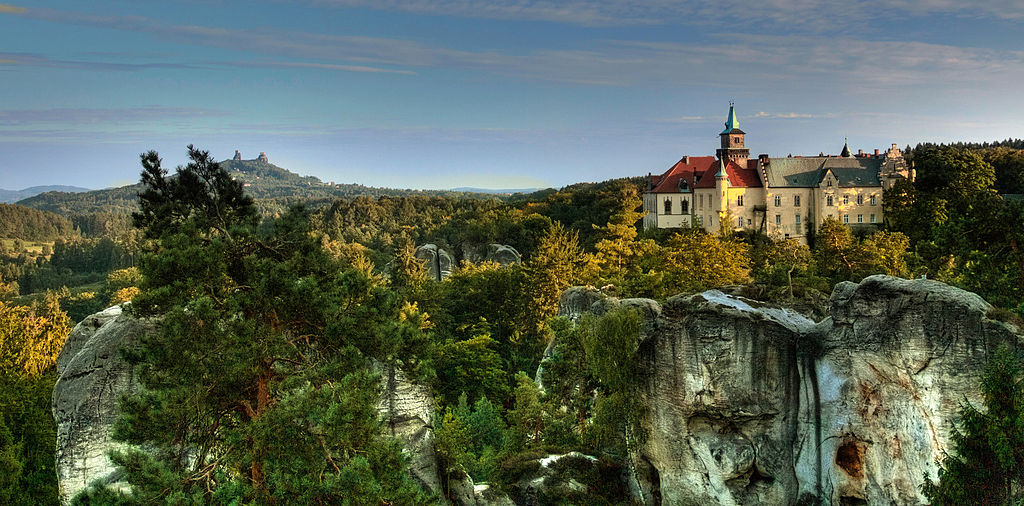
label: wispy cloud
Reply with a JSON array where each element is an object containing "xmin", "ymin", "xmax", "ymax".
[
  {"xmin": 4, "ymin": 4, "xmax": 1024, "ymax": 92},
  {"xmin": 0, "ymin": 52, "xmax": 197, "ymax": 71},
  {"xmin": 0, "ymin": 3, "xmax": 25, "ymax": 14},
  {"xmin": 0, "ymin": 106, "xmax": 226, "ymax": 126},
  {"xmin": 301, "ymin": 0, "xmax": 1024, "ymax": 27}
]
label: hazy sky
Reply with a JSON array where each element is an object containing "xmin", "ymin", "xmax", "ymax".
[{"xmin": 2, "ymin": 1, "xmax": 1023, "ymax": 191}]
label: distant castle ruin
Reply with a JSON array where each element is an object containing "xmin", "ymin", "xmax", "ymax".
[{"xmin": 231, "ymin": 150, "xmax": 269, "ymax": 163}]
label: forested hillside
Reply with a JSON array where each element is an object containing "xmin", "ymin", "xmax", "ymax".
[{"xmin": 0, "ymin": 204, "xmax": 74, "ymax": 241}]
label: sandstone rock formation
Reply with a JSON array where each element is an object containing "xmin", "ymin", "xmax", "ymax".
[
  {"xmin": 460, "ymin": 244, "xmax": 522, "ymax": 266},
  {"xmin": 374, "ymin": 360, "xmax": 443, "ymax": 494},
  {"xmin": 416, "ymin": 244, "xmax": 456, "ymax": 281},
  {"xmin": 51, "ymin": 305, "xmax": 155, "ymax": 504},
  {"xmin": 567, "ymin": 275, "xmax": 1020, "ymax": 505}
]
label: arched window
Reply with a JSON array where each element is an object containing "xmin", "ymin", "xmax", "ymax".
[
  {"xmin": 663, "ymin": 199, "xmax": 672, "ymax": 214},
  {"xmin": 681, "ymin": 200, "xmax": 689, "ymax": 213}
]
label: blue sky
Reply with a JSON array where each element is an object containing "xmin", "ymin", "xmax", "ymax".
[{"xmin": 2, "ymin": 1, "xmax": 1023, "ymax": 190}]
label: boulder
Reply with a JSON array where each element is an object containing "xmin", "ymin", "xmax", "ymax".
[{"xmin": 51, "ymin": 305, "xmax": 156, "ymax": 504}]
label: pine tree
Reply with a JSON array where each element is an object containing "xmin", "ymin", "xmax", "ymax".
[
  {"xmin": 923, "ymin": 344, "xmax": 1024, "ymax": 505},
  {"xmin": 76, "ymin": 147, "xmax": 437, "ymax": 504}
]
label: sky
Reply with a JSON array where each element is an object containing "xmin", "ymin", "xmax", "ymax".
[{"xmin": 1, "ymin": 1, "xmax": 1023, "ymax": 191}]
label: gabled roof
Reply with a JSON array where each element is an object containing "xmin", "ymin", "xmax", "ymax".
[
  {"xmin": 764, "ymin": 157, "xmax": 882, "ymax": 188},
  {"xmin": 649, "ymin": 156, "xmax": 716, "ymax": 193}
]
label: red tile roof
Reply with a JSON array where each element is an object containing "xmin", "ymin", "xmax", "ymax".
[
  {"xmin": 650, "ymin": 156, "xmax": 763, "ymax": 192},
  {"xmin": 650, "ymin": 156, "xmax": 716, "ymax": 193},
  {"xmin": 692, "ymin": 159, "xmax": 763, "ymax": 189}
]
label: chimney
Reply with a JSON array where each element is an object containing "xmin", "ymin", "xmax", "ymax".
[
  {"xmin": 858, "ymin": 149, "xmax": 864, "ymax": 156},
  {"xmin": 758, "ymin": 153, "xmax": 769, "ymax": 163},
  {"xmin": 874, "ymin": 148, "xmax": 879, "ymax": 157},
  {"xmin": 684, "ymin": 156, "xmax": 690, "ymax": 164}
]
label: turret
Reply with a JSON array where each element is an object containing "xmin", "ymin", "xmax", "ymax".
[{"xmin": 716, "ymin": 102, "xmax": 750, "ymax": 164}]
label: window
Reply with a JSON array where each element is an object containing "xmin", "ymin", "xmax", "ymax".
[
  {"xmin": 870, "ymin": 195, "xmax": 877, "ymax": 206},
  {"xmin": 775, "ymin": 214, "xmax": 781, "ymax": 225},
  {"xmin": 870, "ymin": 214, "xmax": 876, "ymax": 223},
  {"xmin": 857, "ymin": 194, "xmax": 863, "ymax": 205},
  {"xmin": 784, "ymin": 233, "xmax": 790, "ymax": 239},
  {"xmin": 827, "ymin": 180, "xmax": 832, "ymax": 187},
  {"xmin": 774, "ymin": 195, "xmax": 781, "ymax": 207},
  {"xmin": 857, "ymin": 214, "xmax": 863, "ymax": 223},
  {"xmin": 827, "ymin": 195, "xmax": 834, "ymax": 206},
  {"xmin": 663, "ymin": 199, "xmax": 672, "ymax": 214},
  {"xmin": 794, "ymin": 195, "xmax": 801, "ymax": 207},
  {"xmin": 681, "ymin": 200, "xmax": 689, "ymax": 213},
  {"xmin": 843, "ymin": 214, "xmax": 850, "ymax": 224},
  {"xmin": 708, "ymin": 216, "xmax": 712, "ymax": 227},
  {"xmin": 843, "ymin": 194, "xmax": 849, "ymax": 205},
  {"xmin": 795, "ymin": 214, "xmax": 801, "ymax": 225},
  {"xmin": 738, "ymin": 217, "xmax": 744, "ymax": 227},
  {"xmin": 747, "ymin": 219, "xmax": 752, "ymax": 226},
  {"xmin": 737, "ymin": 195, "xmax": 744, "ymax": 206},
  {"xmin": 699, "ymin": 194, "xmax": 704, "ymax": 208}
]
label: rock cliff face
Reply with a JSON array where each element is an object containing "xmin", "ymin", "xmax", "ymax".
[
  {"xmin": 579, "ymin": 275, "xmax": 1019, "ymax": 505},
  {"xmin": 51, "ymin": 305, "xmax": 154, "ymax": 504}
]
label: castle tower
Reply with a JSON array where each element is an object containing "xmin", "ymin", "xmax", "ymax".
[
  {"xmin": 258, "ymin": 152, "xmax": 268, "ymax": 163},
  {"xmin": 233, "ymin": 150, "xmax": 242, "ymax": 161},
  {"xmin": 717, "ymin": 102, "xmax": 750, "ymax": 164}
]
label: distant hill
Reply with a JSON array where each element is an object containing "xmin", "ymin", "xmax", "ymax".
[
  {"xmin": 0, "ymin": 203, "xmax": 75, "ymax": 240},
  {"xmin": 451, "ymin": 187, "xmax": 545, "ymax": 195},
  {"xmin": 17, "ymin": 158, "xmax": 502, "ymax": 219},
  {"xmin": 0, "ymin": 185, "xmax": 90, "ymax": 203}
]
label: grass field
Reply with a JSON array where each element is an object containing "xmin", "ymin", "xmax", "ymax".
[{"xmin": 0, "ymin": 238, "xmax": 53, "ymax": 255}]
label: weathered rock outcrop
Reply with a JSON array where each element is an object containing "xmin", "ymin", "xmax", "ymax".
[
  {"xmin": 53, "ymin": 308, "xmax": 447, "ymax": 504},
  {"xmin": 416, "ymin": 244, "xmax": 456, "ymax": 281},
  {"xmin": 561, "ymin": 275, "xmax": 1019, "ymax": 505},
  {"xmin": 460, "ymin": 244, "xmax": 523, "ymax": 266},
  {"xmin": 374, "ymin": 360, "xmax": 442, "ymax": 494},
  {"xmin": 51, "ymin": 305, "xmax": 155, "ymax": 504}
]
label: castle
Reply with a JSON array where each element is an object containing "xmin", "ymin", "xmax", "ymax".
[{"xmin": 642, "ymin": 104, "xmax": 913, "ymax": 242}]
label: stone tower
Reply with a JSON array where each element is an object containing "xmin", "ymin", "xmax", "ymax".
[
  {"xmin": 716, "ymin": 102, "xmax": 750, "ymax": 164},
  {"xmin": 233, "ymin": 150, "xmax": 242, "ymax": 161},
  {"xmin": 258, "ymin": 152, "xmax": 268, "ymax": 163}
]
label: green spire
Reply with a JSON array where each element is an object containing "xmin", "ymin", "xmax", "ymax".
[
  {"xmin": 720, "ymin": 101, "xmax": 740, "ymax": 135},
  {"xmin": 716, "ymin": 158, "xmax": 727, "ymax": 178}
]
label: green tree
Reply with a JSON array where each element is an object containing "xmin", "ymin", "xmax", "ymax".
[
  {"xmin": 923, "ymin": 344, "xmax": 1024, "ymax": 505},
  {"xmin": 660, "ymin": 230, "xmax": 751, "ymax": 295},
  {"xmin": 524, "ymin": 222, "xmax": 589, "ymax": 333},
  {"xmin": 78, "ymin": 148, "xmax": 436, "ymax": 504}
]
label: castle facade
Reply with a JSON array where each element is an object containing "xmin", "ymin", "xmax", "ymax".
[{"xmin": 642, "ymin": 104, "xmax": 912, "ymax": 242}]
